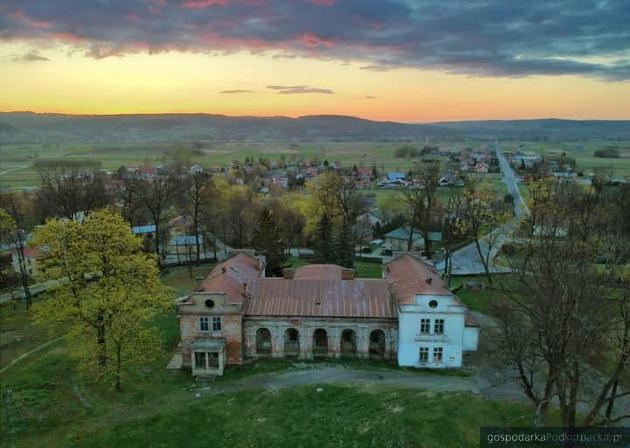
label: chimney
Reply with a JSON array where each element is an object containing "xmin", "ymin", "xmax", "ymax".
[
  {"xmin": 241, "ymin": 282, "xmax": 247, "ymax": 296},
  {"xmin": 221, "ymin": 266, "xmax": 227, "ymax": 274},
  {"xmin": 426, "ymin": 277, "xmax": 432, "ymax": 284},
  {"xmin": 341, "ymin": 269, "xmax": 355, "ymax": 280}
]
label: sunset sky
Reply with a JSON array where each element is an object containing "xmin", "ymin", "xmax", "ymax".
[{"xmin": 1, "ymin": 0, "xmax": 629, "ymax": 122}]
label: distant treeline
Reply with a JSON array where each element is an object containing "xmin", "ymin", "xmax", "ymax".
[
  {"xmin": 593, "ymin": 147, "xmax": 621, "ymax": 158},
  {"xmin": 394, "ymin": 144, "xmax": 439, "ymax": 158},
  {"xmin": 33, "ymin": 159, "xmax": 103, "ymax": 171}
]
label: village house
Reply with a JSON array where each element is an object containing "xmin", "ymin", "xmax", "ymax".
[
  {"xmin": 172, "ymin": 252, "xmax": 478, "ymax": 376},
  {"xmin": 384, "ymin": 227, "xmax": 442, "ymax": 252},
  {"xmin": 11, "ymin": 246, "xmax": 40, "ymax": 277}
]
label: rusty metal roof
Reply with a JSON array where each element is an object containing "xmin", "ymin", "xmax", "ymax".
[{"xmin": 244, "ymin": 278, "xmax": 396, "ymax": 319}]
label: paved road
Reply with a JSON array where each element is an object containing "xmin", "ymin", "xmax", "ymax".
[{"xmin": 436, "ymin": 147, "xmax": 529, "ymax": 276}]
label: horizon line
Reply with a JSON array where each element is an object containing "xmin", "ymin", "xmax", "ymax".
[{"xmin": 2, "ymin": 110, "xmax": 629, "ymax": 124}]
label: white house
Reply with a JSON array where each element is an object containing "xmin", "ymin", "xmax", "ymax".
[{"xmin": 385, "ymin": 255, "xmax": 479, "ymax": 368}]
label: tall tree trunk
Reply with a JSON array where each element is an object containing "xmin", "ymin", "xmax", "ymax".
[
  {"xmin": 97, "ymin": 312, "xmax": 107, "ymax": 370},
  {"xmin": 15, "ymin": 236, "xmax": 32, "ymax": 310},
  {"xmin": 474, "ymin": 236, "xmax": 493, "ymax": 286},
  {"xmin": 115, "ymin": 342, "xmax": 122, "ymax": 391}
]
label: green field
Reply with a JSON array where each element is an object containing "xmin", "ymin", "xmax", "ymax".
[
  {"xmin": 0, "ymin": 141, "xmax": 423, "ymax": 189},
  {"xmin": 503, "ymin": 140, "xmax": 630, "ymax": 177}
]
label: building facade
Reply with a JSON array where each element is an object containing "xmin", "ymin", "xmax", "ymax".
[{"xmin": 174, "ymin": 252, "xmax": 478, "ymax": 376}]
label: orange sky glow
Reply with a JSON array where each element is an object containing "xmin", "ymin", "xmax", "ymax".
[{"xmin": 1, "ymin": 0, "xmax": 629, "ymax": 122}]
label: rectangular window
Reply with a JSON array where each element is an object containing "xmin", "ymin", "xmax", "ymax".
[
  {"xmin": 194, "ymin": 352, "xmax": 206, "ymax": 369},
  {"xmin": 199, "ymin": 316, "xmax": 209, "ymax": 332},
  {"xmin": 434, "ymin": 319, "xmax": 444, "ymax": 335},
  {"xmin": 207, "ymin": 352, "xmax": 219, "ymax": 368},
  {"xmin": 420, "ymin": 318, "xmax": 430, "ymax": 334},
  {"xmin": 433, "ymin": 347, "xmax": 443, "ymax": 363},
  {"xmin": 212, "ymin": 317, "xmax": 222, "ymax": 332},
  {"xmin": 419, "ymin": 347, "xmax": 429, "ymax": 362}
]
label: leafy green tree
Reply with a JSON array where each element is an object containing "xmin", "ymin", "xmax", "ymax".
[
  {"xmin": 253, "ymin": 208, "xmax": 286, "ymax": 276},
  {"xmin": 32, "ymin": 210, "xmax": 171, "ymax": 389}
]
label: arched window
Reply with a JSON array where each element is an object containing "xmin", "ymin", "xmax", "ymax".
[
  {"xmin": 340, "ymin": 329, "xmax": 357, "ymax": 357},
  {"xmin": 312, "ymin": 328, "xmax": 328, "ymax": 357},
  {"xmin": 284, "ymin": 328, "xmax": 300, "ymax": 357},
  {"xmin": 256, "ymin": 328, "xmax": 272, "ymax": 356},
  {"xmin": 369, "ymin": 329, "xmax": 386, "ymax": 358}
]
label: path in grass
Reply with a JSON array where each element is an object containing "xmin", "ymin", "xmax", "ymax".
[
  {"xmin": 197, "ymin": 362, "xmax": 524, "ymax": 404},
  {"xmin": 0, "ymin": 336, "xmax": 65, "ymax": 374}
]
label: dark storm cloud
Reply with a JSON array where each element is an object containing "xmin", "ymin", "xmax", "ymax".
[{"xmin": 1, "ymin": 0, "xmax": 629, "ymax": 80}]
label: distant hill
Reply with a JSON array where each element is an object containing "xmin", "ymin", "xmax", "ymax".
[{"xmin": 0, "ymin": 112, "xmax": 628, "ymax": 144}]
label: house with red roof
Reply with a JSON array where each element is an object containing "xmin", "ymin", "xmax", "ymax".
[{"xmin": 174, "ymin": 252, "xmax": 478, "ymax": 377}]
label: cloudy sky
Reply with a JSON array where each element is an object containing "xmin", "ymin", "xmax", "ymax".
[{"xmin": 1, "ymin": 0, "xmax": 629, "ymax": 121}]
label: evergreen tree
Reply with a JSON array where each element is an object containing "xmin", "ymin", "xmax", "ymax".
[
  {"xmin": 335, "ymin": 221, "xmax": 355, "ymax": 268},
  {"xmin": 253, "ymin": 208, "xmax": 286, "ymax": 276},
  {"xmin": 314, "ymin": 214, "xmax": 334, "ymax": 263}
]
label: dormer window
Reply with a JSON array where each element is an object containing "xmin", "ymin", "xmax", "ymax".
[
  {"xmin": 205, "ymin": 299, "xmax": 215, "ymax": 309},
  {"xmin": 429, "ymin": 299, "xmax": 438, "ymax": 309}
]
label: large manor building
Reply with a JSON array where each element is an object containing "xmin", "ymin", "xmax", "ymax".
[{"xmin": 173, "ymin": 252, "xmax": 479, "ymax": 376}]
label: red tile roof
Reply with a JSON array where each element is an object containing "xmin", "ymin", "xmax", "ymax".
[
  {"xmin": 385, "ymin": 254, "xmax": 450, "ymax": 304},
  {"xmin": 197, "ymin": 253, "xmax": 261, "ymax": 303},
  {"xmin": 244, "ymin": 278, "xmax": 396, "ymax": 319},
  {"xmin": 11, "ymin": 247, "xmax": 40, "ymax": 258},
  {"xmin": 465, "ymin": 311, "xmax": 480, "ymax": 328}
]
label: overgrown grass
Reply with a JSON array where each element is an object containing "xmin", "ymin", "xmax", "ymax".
[{"xmin": 354, "ymin": 260, "xmax": 383, "ymax": 278}]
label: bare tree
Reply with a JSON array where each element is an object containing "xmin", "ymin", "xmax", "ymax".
[
  {"xmin": 36, "ymin": 161, "xmax": 111, "ymax": 221},
  {"xmin": 113, "ymin": 168, "xmax": 146, "ymax": 225},
  {"xmin": 496, "ymin": 179, "xmax": 630, "ymax": 427},
  {"xmin": 182, "ymin": 172, "xmax": 214, "ymax": 263},
  {"xmin": 142, "ymin": 173, "xmax": 179, "ymax": 267},
  {"xmin": 0, "ymin": 192, "xmax": 35, "ymax": 309},
  {"xmin": 404, "ymin": 161, "xmax": 441, "ymax": 257}
]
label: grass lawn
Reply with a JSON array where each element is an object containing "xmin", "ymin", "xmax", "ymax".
[
  {"xmin": 1, "ymin": 339, "xmax": 539, "ymax": 448},
  {"xmin": 448, "ymin": 275, "xmax": 511, "ymax": 316},
  {"xmin": 286, "ymin": 257, "xmax": 383, "ymax": 279},
  {"xmin": 0, "ymin": 295, "xmax": 67, "ymax": 370}
]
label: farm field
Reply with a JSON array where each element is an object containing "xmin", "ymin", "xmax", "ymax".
[
  {"xmin": 1, "ymin": 139, "xmax": 493, "ymax": 189},
  {"xmin": 502, "ymin": 140, "xmax": 630, "ymax": 177}
]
